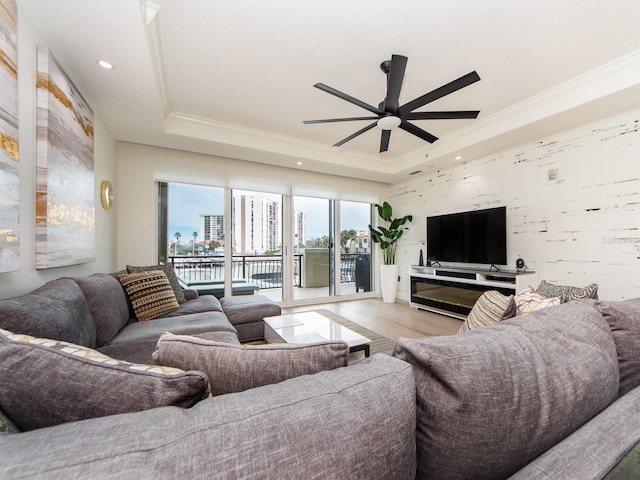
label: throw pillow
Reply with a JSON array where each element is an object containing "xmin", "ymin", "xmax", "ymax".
[
  {"xmin": 589, "ymin": 298, "xmax": 640, "ymax": 397},
  {"xmin": 393, "ymin": 301, "xmax": 619, "ymax": 480},
  {"xmin": 458, "ymin": 290, "xmax": 516, "ymax": 333},
  {"xmin": 127, "ymin": 264, "xmax": 187, "ymax": 304},
  {"xmin": 118, "ymin": 270, "xmax": 180, "ymax": 321},
  {"xmin": 0, "ymin": 407, "xmax": 19, "ymax": 434},
  {"xmin": 515, "ymin": 286, "xmax": 562, "ymax": 315},
  {"xmin": 153, "ymin": 333, "xmax": 349, "ymax": 396},
  {"xmin": 537, "ymin": 279, "xmax": 599, "ymax": 300},
  {"xmin": 0, "ymin": 327, "xmax": 209, "ymax": 431}
]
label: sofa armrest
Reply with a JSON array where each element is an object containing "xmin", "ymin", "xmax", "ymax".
[
  {"xmin": 182, "ymin": 288, "xmax": 198, "ymax": 300},
  {"xmin": 510, "ymin": 385, "xmax": 640, "ymax": 479},
  {"xmin": 0, "ymin": 354, "xmax": 416, "ymax": 479}
]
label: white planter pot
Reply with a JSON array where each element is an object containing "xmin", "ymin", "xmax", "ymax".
[{"xmin": 380, "ymin": 264, "xmax": 399, "ymax": 303}]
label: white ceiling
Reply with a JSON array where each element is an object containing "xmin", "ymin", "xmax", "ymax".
[{"xmin": 18, "ymin": 0, "xmax": 640, "ymax": 183}]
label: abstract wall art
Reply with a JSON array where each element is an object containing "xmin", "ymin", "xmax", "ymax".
[
  {"xmin": 0, "ymin": 0, "xmax": 19, "ymax": 273},
  {"xmin": 36, "ymin": 45, "xmax": 95, "ymax": 269}
]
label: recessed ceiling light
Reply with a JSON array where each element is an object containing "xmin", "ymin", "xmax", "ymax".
[
  {"xmin": 296, "ymin": 161, "xmax": 303, "ymax": 165},
  {"xmin": 97, "ymin": 60, "xmax": 114, "ymax": 70},
  {"xmin": 455, "ymin": 156, "xmax": 462, "ymax": 160}
]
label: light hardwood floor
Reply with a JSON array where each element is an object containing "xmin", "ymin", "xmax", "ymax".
[{"xmin": 281, "ymin": 298, "xmax": 461, "ymax": 341}]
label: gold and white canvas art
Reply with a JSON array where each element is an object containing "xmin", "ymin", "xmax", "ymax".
[
  {"xmin": 0, "ymin": 0, "xmax": 19, "ymax": 273},
  {"xmin": 36, "ymin": 45, "xmax": 95, "ymax": 269}
]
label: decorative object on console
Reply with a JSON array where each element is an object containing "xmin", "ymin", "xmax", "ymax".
[
  {"xmin": 515, "ymin": 287, "xmax": 562, "ymax": 315},
  {"xmin": 536, "ymin": 280, "xmax": 599, "ymax": 301},
  {"xmin": 419, "ymin": 249, "xmax": 424, "ymax": 266},
  {"xmin": 0, "ymin": 0, "xmax": 20, "ymax": 274},
  {"xmin": 118, "ymin": 270, "xmax": 180, "ymax": 321},
  {"xmin": 457, "ymin": 290, "xmax": 516, "ymax": 333},
  {"xmin": 516, "ymin": 257, "xmax": 526, "ymax": 272},
  {"xmin": 0, "ymin": 327, "xmax": 209, "ymax": 431},
  {"xmin": 369, "ymin": 201, "xmax": 412, "ymax": 303},
  {"xmin": 35, "ymin": 45, "xmax": 95, "ymax": 269}
]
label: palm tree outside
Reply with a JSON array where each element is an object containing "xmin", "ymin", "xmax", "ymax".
[{"xmin": 174, "ymin": 232, "xmax": 181, "ymax": 255}]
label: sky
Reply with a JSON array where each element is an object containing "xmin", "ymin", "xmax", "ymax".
[{"xmin": 168, "ymin": 183, "xmax": 370, "ymax": 242}]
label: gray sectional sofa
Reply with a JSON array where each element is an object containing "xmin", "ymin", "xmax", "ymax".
[
  {"xmin": 2, "ymin": 274, "xmax": 640, "ymax": 478},
  {"xmin": 0, "ymin": 271, "xmax": 281, "ymax": 365}
]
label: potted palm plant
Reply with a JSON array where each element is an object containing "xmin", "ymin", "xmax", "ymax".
[{"xmin": 369, "ymin": 202, "xmax": 412, "ymax": 303}]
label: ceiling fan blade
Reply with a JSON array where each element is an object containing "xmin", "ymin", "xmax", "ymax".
[
  {"xmin": 406, "ymin": 110, "xmax": 480, "ymax": 120},
  {"xmin": 303, "ymin": 116, "xmax": 379, "ymax": 124},
  {"xmin": 398, "ymin": 71, "xmax": 481, "ymax": 115},
  {"xmin": 314, "ymin": 83, "xmax": 383, "ymax": 115},
  {"xmin": 399, "ymin": 121, "xmax": 438, "ymax": 143},
  {"xmin": 334, "ymin": 122, "xmax": 378, "ymax": 147},
  {"xmin": 380, "ymin": 129, "xmax": 391, "ymax": 152},
  {"xmin": 384, "ymin": 54, "xmax": 407, "ymax": 113}
]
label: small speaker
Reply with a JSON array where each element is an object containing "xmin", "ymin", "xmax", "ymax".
[{"xmin": 516, "ymin": 257, "xmax": 526, "ymax": 271}]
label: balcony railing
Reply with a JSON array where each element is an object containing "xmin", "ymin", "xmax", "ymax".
[{"xmin": 169, "ymin": 253, "xmax": 367, "ymax": 289}]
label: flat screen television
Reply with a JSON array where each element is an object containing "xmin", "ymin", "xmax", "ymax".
[{"xmin": 426, "ymin": 206, "xmax": 507, "ymax": 266}]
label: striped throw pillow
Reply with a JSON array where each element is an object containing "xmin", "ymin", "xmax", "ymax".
[
  {"xmin": 118, "ymin": 270, "xmax": 180, "ymax": 321},
  {"xmin": 458, "ymin": 290, "xmax": 516, "ymax": 333}
]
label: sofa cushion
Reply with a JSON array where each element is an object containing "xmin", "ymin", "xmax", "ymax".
[
  {"xmin": 127, "ymin": 263, "xmax": 187, "ymax": 304},
  {"xmin": 158, "ymin": 294, "xmax": 224, "ymax": 317},
  {"xmin": 0, "ymin": 278, "xmax": 96, "ymax": 348},
  {"xmin": 0, "ymin": 327, "xmax": 209, "ymax": 431},
  {"xmin": 118, "ymin": 270, "xmax": 180, "ymax": 321},
  {"xmin": 0, "ymin": 354, "xmax": 416, "ymax": 479},
  {"xmin": 74, "ymin": 273, "xmax": 131, "ymax": 347},
  {"xmin": 393, "ymin": 301, "xmax": 619, "ymax": 480},
  {"xmin": 219, "ymin": 294, "xmax": 281, "ymax": 326},
  {"xmin": 458, "ymin": 290, "xmax": 515, "ymax": 333},
  {"xmin": 109, "ymin": 311, "xmax": 237, "ymax": 345},
  {"xmin": 537, "ymin": 279, "xmax": 599, "ymax": 300},
  {"xmin": 589, "ymin": 298, "xmax": 640, "ymax": 397},
  {"xmin": 515, "ymin": 286, "xmax": 562, "ymax": 315},
  {"xmin": 153, "ymin": 333, "xmax": 349, "ymax": 396}
]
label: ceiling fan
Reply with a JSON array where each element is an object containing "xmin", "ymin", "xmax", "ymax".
[{"xmin": 303, "ymin": 54, "xmax": 481, "ymax": 153}]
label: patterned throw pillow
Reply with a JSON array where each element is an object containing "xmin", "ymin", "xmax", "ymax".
[
  {"xmin": 515, "ymin": 287, "xmax": 562, "ymax": 315},
  {"xmin": 127, "ymin": 264, "xmax": 187, "ymax": 304},
  {"xmin": 118, "ymin": 270, "xmax": 180, "ymax": 321},
  {"xmin": 0, "ymin": 328, "xmax": 209, "ymax": 431},
  {"xmin": 0, "ymin": 408, "xmax": 19, "ymax": 434},
  {"xmin": 458, "ymin": 290, "xmax": 516, "ymax": 333},
  {"xmin": 537, "ymin": 280, "xmax": 599, "ymax": 300}
]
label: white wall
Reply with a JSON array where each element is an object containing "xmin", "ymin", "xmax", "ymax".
[
  {"xmin": 0, "ymin": 6, "xmax": 117, "ymax": 299},
  {"xmin": 391, "ymin": 107, "xmax": 640, "ymax": 301},
  {"xmin": 116, "ymin": 142, "xmax": 386, "ymax": 268}
]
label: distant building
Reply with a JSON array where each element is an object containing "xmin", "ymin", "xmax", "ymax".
[
  {"xmin": 233, "ymin": 195, "xmax": 281, "ymax": 254},
  {"xmin": 294, "ymin": 209, "xmax": 306, "ymax": 249},
  {"xmin": 200, "ymin": 214, "xmax": 224, "ymax": 242}
]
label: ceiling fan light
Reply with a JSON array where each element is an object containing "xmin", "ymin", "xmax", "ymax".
[{"xmin": 377, "ymin": 116, "xmax": 401, "ymax": 130}]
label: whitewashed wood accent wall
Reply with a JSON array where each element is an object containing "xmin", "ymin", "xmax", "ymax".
[{"xmin": 390, "ymin": 107, "xmax": 640, "ymax": 301}]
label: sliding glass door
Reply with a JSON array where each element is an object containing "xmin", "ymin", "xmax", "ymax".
[{"xmin": 159, "ymin": 182, "xmax": 373, "ymax": 304}]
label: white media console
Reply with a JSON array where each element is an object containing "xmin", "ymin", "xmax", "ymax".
[{"xmin": 410, "ymin": 265, "xmax": 538, "ymax": 319}]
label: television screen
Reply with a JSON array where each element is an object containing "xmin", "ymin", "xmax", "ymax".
[{"xmin": 426, "ymin": 206, "xmax": 507, "ymax": 266}]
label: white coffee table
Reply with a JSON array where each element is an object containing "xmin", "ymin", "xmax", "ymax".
[{"xmin": 264, "ymin": 311, "xmax": 372, "ymax": 357}]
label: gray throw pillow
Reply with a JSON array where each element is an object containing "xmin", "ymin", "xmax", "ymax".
[
  {"xmin": 589, "ymin": 298, "xmax": 640, "ymax": 397},
  {"xmin": 127, "ymin": 264, "xmax": 187, "ymax": 304},
  {"xmin": 0, "ymin": 328, "xmax": 209, "ymax": 431},
  {"xmin": 394, "ymin": 300, "xmax": 619, "ymax": 480},
  {"xmin": 153, "ymin": 333, "xmax": 349, "ymax": 396}
]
